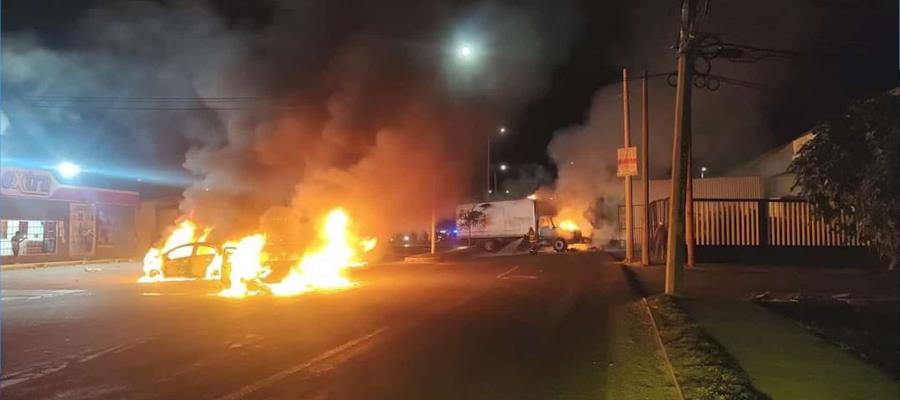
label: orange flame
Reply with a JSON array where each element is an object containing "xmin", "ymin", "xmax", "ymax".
[
  {"xmin": 138, "ymin": 220, "xmax": 213, "ymax": 283},
  {"xmin": 558, "ymin": 219, "xmax": 580, "ymax": 232},
  {"xmin": 217, "ymin": 208, "xmax": 376, "ymax": 298}
]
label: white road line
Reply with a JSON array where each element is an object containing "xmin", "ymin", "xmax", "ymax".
[
  {"xmin": 78, "ymin": 344, "xmax": 131, "ymax": 363},
  {"xmin": 495, "ymin": 265, "xmax": 520, "ymax": 279},
  {"xmin": 0, "ymin": 363, "xmax": 69, "ymax": 389},
  {"xmin": 215, "ymin": 327, "xmax": 389, "ymax": 400}
]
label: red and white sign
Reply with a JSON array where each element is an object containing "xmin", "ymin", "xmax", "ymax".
[
  {"xmin": 0, "ymin": 167, "xmax": 139, "ymax": 206},
  {"xmin": 617, "ymin": 147, "xmax": 638, "ymax": 177}
]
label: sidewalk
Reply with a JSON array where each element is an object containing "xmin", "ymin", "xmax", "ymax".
[
  {"xmin": 1, "ymin": 258, "xmax": 134, "ymax": 271},
  {"xmin": 628, "ymin": 264, "xmax": 899, "ymax": 399},
  {"xmin": 683, "ymin": 299, "xmax": 897, "ymax": 399}
]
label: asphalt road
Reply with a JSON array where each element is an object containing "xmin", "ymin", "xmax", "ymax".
[{"xmin": 1, "ymin": 253, "xmax": 678, "ymax": 400}]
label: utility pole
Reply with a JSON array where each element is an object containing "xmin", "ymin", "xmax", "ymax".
[
  {"xmin": 486, "ymin": 137, "xmax": 491, "ymax": 200},
  {"xmin": 665, "ymin": 0, "xmax": 699, "ymax": 296},
  {"xmin": 686, "ymin": 149, "xmax": 695, "ymax": 266},
  {"xmin": 431, "ymin": 180, "xmax": 437, "ymax": 255},
  {"xmin": 641, "ymin": 70, "xmax": 651, "ymax": 266},
  {"xmin": 623, "ymin": 68, "xmax": 634, "ymax": 263}
]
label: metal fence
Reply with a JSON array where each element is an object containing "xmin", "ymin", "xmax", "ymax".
[{"xmin": 619, "ymin": 198, "xmax": 863, "ymax": 247}]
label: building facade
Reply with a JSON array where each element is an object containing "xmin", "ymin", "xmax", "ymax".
[{"xmin": 0, "ymin": 167, "xmax": 139, "ymax": 264}]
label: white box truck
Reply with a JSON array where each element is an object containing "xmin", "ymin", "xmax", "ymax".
[{"xmin": 455, "ymin": 199, "xmax": 583, "ymax": 252}]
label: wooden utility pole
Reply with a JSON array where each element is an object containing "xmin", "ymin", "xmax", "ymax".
[
  {"xmin": 431, "ymin": 181, "xmax": 437, "ymax": 255},
  {"xmin": 686, "ymin": 151, "xmax": 695, "ymax": 266},
  {"xmin": 623, "ymin": 68, "xmax": 634, "ymax": 263},
  {"xmin": 665, "ymin": 0, "xmax": 697, "ymax": 296},
  {"xmin": 641, "ymin": 70, "xmax": 651, "ymax": 266},
  {"xmin": 486, "ymin": 137, "xmax": 492, "ymax": 200}
]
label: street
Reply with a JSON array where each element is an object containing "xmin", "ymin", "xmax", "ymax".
[{"xmin": 1, "ymin": 253, "xmax": 677, "ymax": 400}]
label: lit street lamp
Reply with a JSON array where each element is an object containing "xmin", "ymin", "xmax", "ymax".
[
  {"xmin": 56, "ymin": 162, "xmax": 81, "ymax": 178},
  {"xmin": 701, "ymin": 166, "xmax": 708, "ymax": 179},
  {"xmin": 457, "ymin": 44, "xmax": 473, "ymax": 59},
  {"xmin": 493, "ymin": 162, "xmax": 509, "ymax": 194}
]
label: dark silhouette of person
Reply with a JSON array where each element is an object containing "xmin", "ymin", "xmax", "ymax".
[
  {"xmin": 652, "ymin": 222, "xmax": 667, "ymax": 262},
  {"xmin": 526, "ymin": 227, "xmax": 538, "ymax": 254},
  {"xmin": 11, "ymin": 230, "xmax": 25, "ymax": 259}
]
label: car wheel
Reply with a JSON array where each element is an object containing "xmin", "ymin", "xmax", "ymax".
[{"xmin": 553, "ymin": 238, "xmax": 568, "ymax": 252}]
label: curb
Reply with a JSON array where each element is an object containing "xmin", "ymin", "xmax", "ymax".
[
  {"xmin": 642, "ymin": 297, "xmax": 686, "ymax": 400},
  {"xmin": 1, "ymin": 258, "xmax": 135, "ymax": 271}
]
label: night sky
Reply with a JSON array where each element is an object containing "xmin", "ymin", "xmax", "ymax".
[{"xmin": 2, "ymin": 0, "xmax": 897, "ymax": 196}]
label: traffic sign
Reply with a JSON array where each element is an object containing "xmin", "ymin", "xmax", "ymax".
[{"xmin": 617, "ymin": 147, "xmax": 638, "ymax": 177}]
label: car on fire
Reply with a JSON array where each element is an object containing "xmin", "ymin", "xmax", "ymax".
[{"xmin": 157, "ymin": 242, "xmax": 222, "ymax": 279}]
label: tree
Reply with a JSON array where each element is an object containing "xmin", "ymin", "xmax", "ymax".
[
  {"xmin": 458, "ymin": 204, "xmax": 490, "ymax": 246},
  {"xmin": 789, "ymin": 90, "xmax": 899, "ymax": 269}
]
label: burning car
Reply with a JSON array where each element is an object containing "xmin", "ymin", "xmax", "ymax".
[
  {"xmin": 138, "ymin": 208, "xmax": 377, "ymax": 298},
  {"xmin": 154, "ymin": 242, "xmax": 223, "ymax": 279}
]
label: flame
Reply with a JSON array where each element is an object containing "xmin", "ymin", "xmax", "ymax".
[
  {"xmin": 138, "ymin": 220, "xmax": 213, "ymax": 283},
  {"xmin": 218, "ymin": 234, "xmax": 269, "ymax": 298},
  {"xmin": 217, "ymin": 208, "xmax": 376, "ymax": 298},
  {"xmin": 360, "ymin": 237, "xmax": 378, "ymax": 252},
  {"xmin": 558, "ymin": 219, "xmax": 580, "ymax": 232}
]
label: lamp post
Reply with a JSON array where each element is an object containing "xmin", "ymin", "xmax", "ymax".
[
  {"xmin": 494, "ymin": 163, "xmax": 508, "ymax": 194},
  {"xmin": 487, "ymin": 127, "xmax": 507, "ymax": 199}
]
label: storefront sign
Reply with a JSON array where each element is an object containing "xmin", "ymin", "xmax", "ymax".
[
  {"xmin": 1, "ymin": 167, "xmax": 58, "ymax": 197},
  {"xmin": 0, "ymin": 167, "xmax": 139, "ymax": 205}
]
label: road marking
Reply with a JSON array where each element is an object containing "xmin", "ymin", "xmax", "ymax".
[
  {"xmin": 215, "ymin": 327, "xmax": 389, "ymax": 400},
  {"xmin": 78, "ymin": 344, "xmax": 134, "ymax": 363},
  {"xmin": 1, "ymin": 339, "xmax": 149, "ymax": 389},
  {"xmin": 495, "ymin": 265, "xmax": 520, "ymax": 279},
  {"xmin": 1, "ymin": 289, "xmax": 87, "ymax": 302}
]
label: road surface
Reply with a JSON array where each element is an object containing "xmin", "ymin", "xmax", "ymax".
[{"xmin": 1, "ymin": 253, "xmax": 678, "ymax": 399}]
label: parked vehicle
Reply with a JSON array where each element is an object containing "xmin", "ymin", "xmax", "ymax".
[{"xmin": 455, "ymin": 199, "xmax": 584, "ymax": 252}]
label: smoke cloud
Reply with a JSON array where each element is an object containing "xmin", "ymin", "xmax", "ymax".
[
  {"xmin": 2, "ymin": 0, "xmax": 576, "ymax": 247},
  {"xmin": 539, "ymin": 0, "xmax": 892, "ymax": 244}
]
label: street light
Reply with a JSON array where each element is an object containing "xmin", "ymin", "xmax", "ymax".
[
  {"xmin": 493, "ymin": 163, "xmax": 509, "ymax": 194},
  {"xmin": 499, "ymin": 126, "xmax": 507, "ymax": 134},
  {"xmin": 701, "ymin": 166, "xmax": 708, "ymax": 179},
  {"xmin": 56, "ymin": 162, "xmax": 81, "ymax": 178},
  {"xmin": 457, "ymin": 44, "xmax": 473, "ymax": 59}
]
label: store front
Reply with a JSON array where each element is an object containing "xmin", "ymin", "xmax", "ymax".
[{"xmin": 0, "ymin": 167, "xmax": 139, "ymax": 264}]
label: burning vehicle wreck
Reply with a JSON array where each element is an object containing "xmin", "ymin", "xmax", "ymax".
[{"xmin": 138, "ymin": 208, "xmax": 377, "ymax": 298}]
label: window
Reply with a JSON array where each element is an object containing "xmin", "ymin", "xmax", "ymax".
[{"xmin": 1, "ymin": 220, "xmax": 60, "ymax": 256}]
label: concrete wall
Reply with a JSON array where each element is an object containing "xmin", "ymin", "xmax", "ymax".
[{"xmin": 135, "ymin": 198, "xmax": 181, "ymax": 254}]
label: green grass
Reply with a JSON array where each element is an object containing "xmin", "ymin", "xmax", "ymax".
[
  {"xmin": 758, "ymin": 299, "xmax": 899, "ymax": 379},
  {"xmin": 646, "ymin": 295, "xmax": 770, "ymax": 400},
  {"xmin": 604, "ymin": 302, "xmax": 681, "ymax": 400}
]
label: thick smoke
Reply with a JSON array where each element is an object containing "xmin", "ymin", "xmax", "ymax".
[
  {"xmin": 541, "ymin": 0, "xmax": 890, "ymax": 244},
  {"xmin": 3, "ymin": 0, "xmax": 575, "ymax": 247}
]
